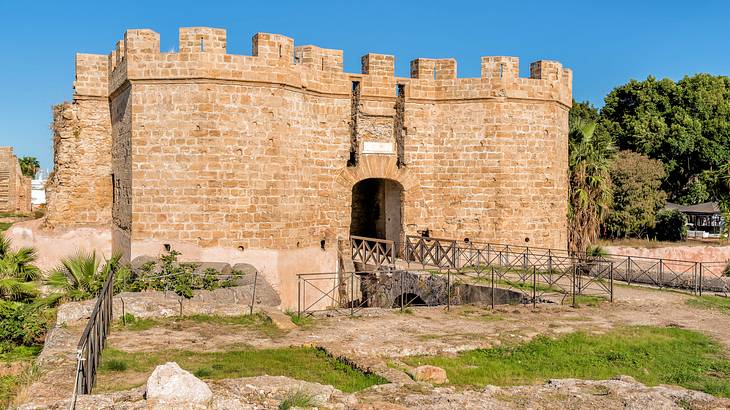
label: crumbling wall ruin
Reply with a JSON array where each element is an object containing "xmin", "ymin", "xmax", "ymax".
[
  {"xmin": 45, "ymin": 53, "xmax": 112, "ymax": 227},
  {"xmin": 0, "ymin": 147, "xmax": 31, "ymax": 214}
]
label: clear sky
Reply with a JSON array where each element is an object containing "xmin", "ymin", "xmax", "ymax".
[{"xmin": 1, "ymin": 0, "xmax": 728, "ymax": 170}]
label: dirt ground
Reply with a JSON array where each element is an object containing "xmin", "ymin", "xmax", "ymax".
[{"xmin": 15, "ymin": 285, "xmax": 730, "ymax": 408}]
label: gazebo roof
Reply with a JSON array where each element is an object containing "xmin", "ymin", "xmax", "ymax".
[{"xmin": 665, "ymin": 202, "xmax": 721, "ymax": 215}]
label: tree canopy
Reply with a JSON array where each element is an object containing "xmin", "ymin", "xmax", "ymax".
[
  {"xmin": 600, "ymin": 74, "xmax": 730, "ymax": 207},
  {"xmin": 18, "ymin": 156, "xmax": 40, "ymax": 179}
]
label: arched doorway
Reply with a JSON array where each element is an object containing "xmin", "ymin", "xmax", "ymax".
[{"xmin": 350, "ymin": 178, "xmax": 403, "ymax": 243}]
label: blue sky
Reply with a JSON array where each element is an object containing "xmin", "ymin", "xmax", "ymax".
[{"xmin": 1, "ymin": 0, "xmax": 728, "ymax": 169}]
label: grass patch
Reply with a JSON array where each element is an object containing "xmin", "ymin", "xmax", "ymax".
[
  {"xmin": 0, "ymin": 363, "xmax": 40, "ymax": 408},
  {"xmin": 573, "ymin": 294, "xmax": 607, "ymax": 307},
  {"xmin": 687, "ymin": 295, "xmax": 730, "ymax": 314},
  {"xmin": 0, "ymin": 222, "xmax": 12, "ymax": 232},
  {"xmin": 402, "ymin": 326, "xmax": 730, "ymax": 397},
  {"xmin": 102, "ymin": 359, "xmax": 128, "ymax": 371},
  {"xmin": 278, "ymin": 390, "xmax": 317, "ymax": 410},
  {"xmin": 285, "ymin": 310, "xmax": 315, "ymax": 328},
  {"xmin": 114, "ymin": 312, "xmax": 283, "ymax": 337},
  {"xmin": 97, "ymin": 346, "xmax": 386, "ymax": 393}
]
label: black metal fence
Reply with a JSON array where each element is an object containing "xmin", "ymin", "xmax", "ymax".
[
  {"xmin": 296, "ymin": 235, "xmax": 728, "ymax": 316},
  {"xmin": 72, "ymin": 263, "xmax": 116, "ymax": 402},
  {"xmin": 403, "ymin": 236, "xmax": 729, "ymax": 295}
]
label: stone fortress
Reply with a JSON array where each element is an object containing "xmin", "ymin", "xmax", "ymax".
[
  {"xmin": 38, "ymin": 27, "xmax": 571, "ymax": 306},
  {"xmin": 0, "ymin": 147, "xmax": 31, "ymax": 214}
]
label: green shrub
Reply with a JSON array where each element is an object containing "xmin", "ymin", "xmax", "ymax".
[
  {"xmin": 118, "ymin": 248, "xmax": 238, "ymax": 299},
  {"xmin": 193, "ymin": 367, "xmax": 213, "ymax": 378},
  {"xmin": 103, "ymin": 359, "xmax": 128, "ymax": 371},
  {"xmin": 0, "ymin": 301, "xmax": 53, "ymax": 347},
  {"xmin": 278, "ymin": 391, "xmax": 316, "ymax": 410},
  {"xmin": 652, "ymin": 209, "xmax": 688, "ymax": 241}
]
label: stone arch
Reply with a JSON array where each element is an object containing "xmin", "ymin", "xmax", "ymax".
[{"xmin": 335, "ymin": 155, "xmax": 425, "ymax": 241}]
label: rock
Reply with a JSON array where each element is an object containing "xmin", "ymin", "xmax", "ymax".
[
  {"xmin": 411, "ymin": 365, "xmax": 448, "ymax": 384},
  {"xmin": 190, "ymin": 262, "xmax": 232, "ymax": 276},
  {"xmin": 145, "ymin": 362, "xmax": 212, "ymax": 405},
  {"xmin": 259, "ymin": 306, "xmax": 298, "ymax": 331}
]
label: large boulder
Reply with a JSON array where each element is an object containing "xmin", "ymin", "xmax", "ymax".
[
  {"xmin": 145, "ymin": 362, "xmax": 212, "ymax": 405},
  {"xmin": 411, "ymin": 365, "xmax": 449, "ymax": 384}
]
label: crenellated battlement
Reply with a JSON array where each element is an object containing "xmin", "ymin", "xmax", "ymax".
[{"xmin": 75, "ymin": 27, "xmax": 571, "ymax": 107}]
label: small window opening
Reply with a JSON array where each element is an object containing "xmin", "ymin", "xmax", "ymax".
[
  {"xmin": 111, "ymin": 174, "xmax": 116, "ymax": 204},
  {"xmin": 524, "ymin": 237, "xmax": 530, "ymax": 243},
  {"xmin": 237, "ymin": 245, "xmax": 245, "ymax": 251},
  {"xmin": 322, "ymin": 58, "xmax": 325, "ymax": 70},
  {"xmin": 200, "ymin": 38, "xmax": 205, "ymax": 52},
  {"xmin": 499, "ymin": 63, "xmax": 504, "ymax": 78},
  {"xmin": 433, "ymin": 70, "xmax": 437, "ymax": 80},
  {"xmin": 163, "ymin": 244, "xmax": 171, "ymax": 252},
  {"xmin": 397, "ymin": 84, "xmax": 405, "ymax": 98},
  {"xmin": 320, "ymin": 239, "xmax": 326, "ymax": 250},
  {"xmin": 352, "ymin": 81, "xmax": 360, "ymax": 92},
  {"xmin": 464, "ymin": 237, "xmax": 470, "ymax": 243},
  {"xmin": 278, "ymin": 44, "xmax": 282, "ymax": 58}
]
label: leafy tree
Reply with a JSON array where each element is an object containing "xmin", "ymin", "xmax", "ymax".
[
  {"xmin": 603, "ymin": 151, "xmax": 667, "ymax": 238},
  {"xmin": 652, "ymin": 209, "xmax": 688, "ymax": 241},
  {"xmin": 600, "ymin": 74, "xmax": 730, "ymax": 205},
  {"xmin": 568, "ymin": 113, "xmax": 615, "ymax": 254},
  {"xmin": 18, "ymin": 156, "xmax": 40, "ymax": 178},
  {"xmin": 0, "ymin": 235, "xmax": 40, "ymax": 302}
]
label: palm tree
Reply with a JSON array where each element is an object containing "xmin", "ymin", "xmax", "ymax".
[
  {"xmin": 0, "ymin": 235, "xmax": 40, "ymax": 301},
  {"xmin": 46, "ymin": 252, "xmax": 122, "ymax": 301},
  {"xmin": 18, "ymin": 156, "xmax": 40, "ymax": 179},
  {"xmin": 568, "ymin": 118, "xmax": 615, "ymax": 255}
]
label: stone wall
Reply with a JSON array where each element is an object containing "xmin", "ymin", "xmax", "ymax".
[
  {"xmin": 48, "ymin": 27, "xmax": 572, "ymax": 307},
  {"xmin": 0, "ymin": 147, "xmax": 31, "ymax": 214},
  {"xmin": 45, "ymin": 53, "xmax": 112, "ymax": 228}
]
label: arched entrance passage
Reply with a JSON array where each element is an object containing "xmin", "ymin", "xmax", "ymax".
[{"xmin": 350, "ymin": 178, "xmax": 403, "ymax": 243}]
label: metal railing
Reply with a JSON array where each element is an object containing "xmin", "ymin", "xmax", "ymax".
[
  {"xmin": 295, "ymin": 237, "xmax": 618, "ymax": 316},
  {"xmin": 71, "ymin": 264, "xmax": 116, "ymax": 404},
  {"xmin": 403, "ymin": 236, "xmax": 729, "ymax": 295}
]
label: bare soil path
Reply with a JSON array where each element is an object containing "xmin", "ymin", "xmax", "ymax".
[{"xmin": 15, "ymin": 284, "xmax": 730, "ymax": 408}]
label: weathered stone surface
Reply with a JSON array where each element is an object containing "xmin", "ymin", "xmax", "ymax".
[
  {"xmin": 0, "ymin": 147, "xmax": 31, "ymax": 214},
  {"xmin": 55, "ymin": 284, "xmax": 281, "ymax": 324},
  {"xmin": 145, "ymin": 362, "xmax": 212, "ymax": 405},
  {"xmin": 410, "ymin": 365, "xmax": 448, "ymax": 384},
  {"xmin": 40, "ymin": 27, "xmax": 572, "ymax": 309}
]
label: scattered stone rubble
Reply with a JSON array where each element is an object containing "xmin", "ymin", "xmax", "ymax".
[{"xmin": 18, "ymin": 369, "xmax": 730, "ymax": 410}]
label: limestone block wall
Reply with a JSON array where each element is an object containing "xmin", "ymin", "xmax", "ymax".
[
  {"xmin": 45, "ymin": 54, "xmax": 112, "ymax": 227},
  {"xmin": 50, "ymin": 27, "xmax": 572, "ymax": 307},
  {"xmin": 0, "ymin": 147, "xmax": 31, "ymax": 214}
]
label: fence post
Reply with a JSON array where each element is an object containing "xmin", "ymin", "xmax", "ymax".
[
  {"xmin": 693, "ymin": 262, "xmax": 698, "ymax": 295},
  {"xmin": 699, "ymin": 262, "xmax": 703, "ymax": 296},
  {"xmin": 609, "ymin": 262, "xmax": 614, "ymax": 303},
  {"xmin": 532, "ymin": 266, "xmax": 537, "ymax": 309},
  {"xmin": 350, "ymin": 272, "xmax": 355, "ymax": 316},
  {"xmin": 658, "ymin": 259, "xmax": 664, "ymax": 289},
  {"xmin": 627, "ymin": 256, "xmax": 632, "ymax": 285},
  {"xmin": 250, "ymin": 270, "xmax": 258, "ymax": 315},
  {"xmin": 297, "ymin": 277, "xmax": 301, "ymax": 317},
  {"xmin": 548, "ymin": 249, "xmax": 553, "ymax": 273},
  {"xmin": 447, "ymin": 269, "xmax": 451, "ymax": 312},
  {"xmin": 572, "ymin": 265, "xmax": 577, "ymax": 308},
  {"xmin": 491, "ymin": 267, "xmax": 495, "ymax": 310},
  {"xmin": 400, "ymin": 270, "xmax": 404, "ymax": 312}
]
